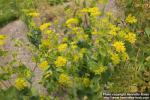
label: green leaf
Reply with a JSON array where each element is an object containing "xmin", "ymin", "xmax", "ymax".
[
  {"xmin": 145, "ymin": 27, "xmax": 150, "ymax": 37},
  {"xmin": 56, "ymin": 68, "xmax": 64, "ymax": 73}
]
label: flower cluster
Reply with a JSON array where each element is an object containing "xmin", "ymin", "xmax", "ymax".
[
  {"xmin": 39, "ymin": 61, "xmax": 48, "ymax": 70},
  {"xmin": 126, "ymin": 14, "xmax": 137, "ymax": 24},
  {"xmin": 58, "ymin": 43, "xmax": 68, "ymax": 52},
  {"xmin": 27, "ymin": 12, "xmax": 40, "ymax": 17},
  {"xmin": 58, "ymin": 73, "xmax": 72, "ymax": 86},
  {"xmin": 125, "ymin": 32, "xmax": 136, "ymax": 44},
  {"xmin": 40, "ymin": 23, "xmax": 51, "ymax": 31},
  {"xmin": 41, "ymin": 39, "xmax": 51, "ymax": 47},
  {"xmin": 55, "ymin": 56, "xmax": 67, "ymax": 67},
  {"xmin": 80, "ymin": 7, "xmax": 101, "ymax": 16},
  {"xmin": 111, "ymin": 53, "xmax": 120, "ymax": 65},
  {"xmin": 109, "ymin": 25, "xmax": 120, "ymax": 36},
  {"xmin": 94, "ymin": 66, "xmax": 107, "ymax": 75},
  {"xmin": 113, "ymin": 41, "xmax": 126, "ymax": 53},
  {"xmin": 66, "ymin": 18, "xmax": 78, "ymax": 28},
  {"xmin": 15, "ymin": 78, "xmax": 28, "ymax": 90}
]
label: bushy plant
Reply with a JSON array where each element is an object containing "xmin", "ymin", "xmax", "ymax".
[
  {"xmin": 30, "ymin": 0, "xmax": 139, "ymax": 99},
  {"xmin": 0, "ymin": 0, "xmax": 149, "ymax": 99}
]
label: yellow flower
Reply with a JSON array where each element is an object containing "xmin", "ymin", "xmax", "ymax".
[
  {"xmin": 88, "ymin": 7, "xmax": 101, "ymax": 16},
  {"xmin": 40, "ymin": 23, "xmax": 51, "ymax": 31},
  {"xmin": 82, "ymin": 77, "xmax": 90, "ymax": 87},
  {"xmin": 81, "ymin": 7, "xmax": 101, "ymax": 16},
  {"xmin": 45, "ymin": 30, "xmax": 52, "ymax": 34},
  {"xmin": 39, "ymin": 61, "xmax": 48, "ymax": 70},
  {"xmin": 109, "ymin": 25, "xmax": 120, "ymax": 36},
  {"xmin": 66, "ymin": 18, "xmax": 78, "ymax": 27},
  {"xmin": 109, "ymin": 30, "xmax": 117, "ymax": 36},
  {"xmin": 55, "ymin": 56, "xmax": 67, "ymax": 67},
  {"xmin": 58, "ymin": 43, "xmax": 68, "ymax": 52},
  {"xmin": 0, "ymin": 35, "xmax": 6, "ymax": 39},
  {"xmin": 59, "ymin": 73, "xmax": 72, "ymax": 86},
  {"xmin": 111, "ymin": 53, "xmax": 120, "ymax": 65},
  {"xmin": 126, "ymin": 14, "xmax": 137, "ymax": 24},
  {"xmin": 0, "ymin": 35, "xmax": 6, "ymax": 46},
  {"xmin": 41, "ymin": 39, "xmax": 51, "ymax": 47},
  {"xmin": 121, "ymin": 52, "xmax": 129, "ymax": 61},
  {"xmin": 15, "ymin": 78, "xmax": 28, "ymax": 90},
  {"xmin": 27, "ymin": 12, "xmax": 40, "ymax": 17},
  {"xmin": 94, "ymin": 66, "xmax": 107, "ymax": 75},
  {"xmin": 125, "ymin": 32, "xmax": 136, "ymax": 44},
  {"xmin": 44, "ymin": 70, "xmax": 53, "ymax": 79},
  {"xmin": 113, "ymin": 41, "xmax": 126, "ymax": 53}
]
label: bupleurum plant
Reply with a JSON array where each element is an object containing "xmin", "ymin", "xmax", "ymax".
[
  {"xmin": 30, "ymin": 0, "xmax": 139, "ymax": 99},
  {"xmin": 1, "ymin": 0, "xmax": 149, "ymax": 100}
]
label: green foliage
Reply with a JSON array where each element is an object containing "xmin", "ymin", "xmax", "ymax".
[
  {"xmin": 145, "ymin": 27, "xmax": 150, "ymax": 37},
  {"xmin": 34, "ymin": 0, "xmax": 141, "ymax": 99},
  {"xmin": 20, "ymin": 8, "xmax": 42, "ymax": 48},
  {"xmin": 0, "ymin": 0, "xmax": 18, "ymax": 27},
  {"xmin": 0, "ymin": 0, "xmax": 150, "ymax": 99},
  {"xmin": 116, "ymin": 0, "xmax": 150, "ymax": 34},
  {"xmin": 0, "ymin": 87, "xmax": 40, "ymax": 100},
  {"xmin": 27, "ymin": 28, "xmax": 42, "ymax": 48},
  {"xmin": 112, "ymin": 0, "xmax": 150, "ymax": 93},
  {"xmin": 0, "ymin": 0, "xmax": 37, "ymax": 27}
]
